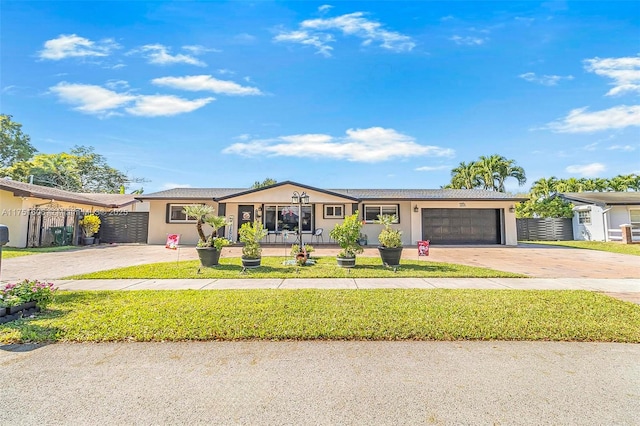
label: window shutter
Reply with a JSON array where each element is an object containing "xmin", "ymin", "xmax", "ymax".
[
  {"xmin": 165, "ymin": 204, "xmax": 171, "ymax": 223},
  {"xmin": 218, "ymin": 203, "xmax": 226, "ymax": 216},
  {"xmin": 352, "ymin": 203, "xmax": 359, "ymax": 217}
]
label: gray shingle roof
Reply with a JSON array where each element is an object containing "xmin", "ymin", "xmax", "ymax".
[
  {"xmin": 140, "ymin": 183, "xmax": 527, "ymax": 202},
  {"xmin": 136, "ymin": 187, "xmax": 246, "ymax": 200},
  {"xmin": 0, "ymin": 178, "xmax": 137, "ymax": 208},
  {"xmin": 560, "ymin": 192, "xmax": 640, "ymax": 206},
  {"xmin": 329, "ymin": 188, "xmax": 526, "ymax": 200}
]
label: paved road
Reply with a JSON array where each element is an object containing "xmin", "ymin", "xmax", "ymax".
[
  {"xmin": 1, "ymin": 341, "xmax": 638, "ymax": 425},
  {"xmin": 2, "ymin": 243, "xmax": 640, "ymax": 281}
]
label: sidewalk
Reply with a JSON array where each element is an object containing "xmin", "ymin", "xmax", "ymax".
[{"xmin": 50, "ymin": 277, "xmax": 640, "ymax": 303}]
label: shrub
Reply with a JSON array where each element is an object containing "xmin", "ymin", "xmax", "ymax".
[{"xmin": 0, "ymin": 279, "xmax": 57, "ymax": 309}]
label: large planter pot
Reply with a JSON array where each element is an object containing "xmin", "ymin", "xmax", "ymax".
[
  {"xmin": 242, "ymin": 257, "xmax": 262, "ymax": 269},
  {"xmin": 0, "ymin": 307, "xmax": 7, "ymax": 318},
  {"xmin": 378, "ymin": 246, "xmax": 403, "ymax": 267},
  {"xmin": 196, "ymin": 247, "xmax": 221, "ymax": 267},
  {"xmin": 336, "ymin": 256, "xmax": 356, "ymax": 268},
  {"xmin": 82, "ymin": 236, "xmax": 95, "ymax": 245}
]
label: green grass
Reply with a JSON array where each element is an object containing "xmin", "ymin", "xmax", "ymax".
[
  {"xmin": 66, "ymin": 256, "xmax": 524, "ymax": 279},
  {"xmin": 1, "ymin": 290, "xmax": 638, "ymax": 343},
  {"xmin": 524, "ymin": 241, "xmax": 640, "ymax": 256},
  {"xmin": 1, "ymin": 246, "xmax": 77, "ymax": 259}
]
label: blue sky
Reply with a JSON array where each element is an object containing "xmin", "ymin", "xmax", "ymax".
[{"xmin": 2, "ymin": 1, "xmax": 639, "ymax": 194}]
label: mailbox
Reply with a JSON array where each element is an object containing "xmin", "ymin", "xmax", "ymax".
[{"xmin": 0, "ymin": 224, "xmax": 8, "ymax": 246}]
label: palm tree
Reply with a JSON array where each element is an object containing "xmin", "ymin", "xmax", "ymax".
[
  {"xmin": 448, "ymin": 161, "xmax": 480, "ymax": 189},
  {"xmin": 182, "ymin": 205, "xmax": 214, "ymax": 241},
  {"xmin": 495, "ymin": 158, "xmax": 526, "ymax": 192},
  {"xmin": 475, "ymin": 155, "xmax": 502, "ymax": 191},
  {"xmin": 530, "ymin": 177, "xmax": 558, "ymax": 199}
]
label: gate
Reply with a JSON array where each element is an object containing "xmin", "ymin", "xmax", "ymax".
[
  {"xmin": 516, "ymin": 218, "xmax": 574, "ymax": 241},
  {"xmin": 98, "ymin": 212, "xmax": 149, "ymax": 243},
  {"xmin": 26, "ymin": 209, "xmax": 78, "ymax": 247}
]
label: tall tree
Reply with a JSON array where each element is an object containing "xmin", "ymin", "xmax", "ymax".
[
  {"xmin": 446, "ymin": 155, "xmax": 526, "ymax": 192},
  {"xmin": 447, "ymin": 162, "xmax": 479, "ymax": 189},
  {"xmin": 0, "ymin": 114, "xmax": 37, "ymax": 168},
  {"xmin": 251, "ymin": 178, "xmax": 277, "ymax": 189},
  {"xmin": 4, "ymin": 145, "xmax": 145, "ymax": 193}
]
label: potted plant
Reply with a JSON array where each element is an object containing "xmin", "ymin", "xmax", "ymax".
[
  {"xmin": 182, "ymin": 205, "xmax": 231, "ymax": 267},
  {"xmin": 290, "ymin": 244, "xmax": 315, "ymax": 266},
  {"xmin": 78, "ymin": 213, "xmax": 101, "ymax": 245},
  {"xmin": 375, "ymin": 214, "xmax": 403, "ymax": 266},
  {"xmin": 0, "ymin": 279, "xmax": 56, "ymax": 323},
  {"xmin": 329, "ymin": 211, "xmax": 364, "ymax": 268},
  {"xmin": 238, "ymin": 219, "xmax": 268, "ymax": 268}
]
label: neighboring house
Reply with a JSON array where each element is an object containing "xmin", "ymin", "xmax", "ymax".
[
  {"xmin": 0, "ymin": 178, "xmax": 145, "ymax": 247},
  {"xmin": 137, "ymin": 181, "xmax": 526, "ymax": 246},
  {"xmin": 559, "ymin": 192, "xmax": 640, "ymax": 242}
]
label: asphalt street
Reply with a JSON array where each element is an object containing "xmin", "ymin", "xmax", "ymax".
[{"xmin": 1, "ymin": 341, "xmax": 639, "ymax": 425}]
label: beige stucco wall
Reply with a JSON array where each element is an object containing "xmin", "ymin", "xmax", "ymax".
[
  {"xmin": 0, "ymin": 190, "xmax": 29, "ymax": 247},
  {"xmin": 144, "ymin": 186, "xmax": 520, "ymax": 247},
  {"xmin": 146, "ymin": 200, "xmax": 220, "ymax": 245}
]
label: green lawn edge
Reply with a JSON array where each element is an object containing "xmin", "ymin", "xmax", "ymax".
[
  {"xmin": 522, "ymin": 241, "xmax": 640, "ymax": 256},
  {"xmin": 1, "ymin": 289, "xmax": 638, "ymax": 343},
  {"xmin": 2, "ymin": 246, "xmax": 77, "ymax": 259},
  {"xmin": 65, "ymin": 256, "xmax": 525, "ymax": 279}
]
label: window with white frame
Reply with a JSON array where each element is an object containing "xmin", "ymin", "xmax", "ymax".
[
  {"xmin": 577, "ymin": 210, "xmax": 591, "ymax": 225},
  {"xmin": 630, "ymin": 210, "xmax": 640, "ymax": 228},
  {"xmin": 364, "ymin": 205, "xmax": 399, "ymax": 223},
  {"xmin": 324, "ymin": 205, "xmax": 344, "ymax": 219},
  {"xmin": 168, "ymin": 204, "xmax": 198, "ymax": 223}
]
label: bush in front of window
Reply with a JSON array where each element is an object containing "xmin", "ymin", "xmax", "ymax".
[{"xmin": 375, "ymin": 214, "xmax": 403, "ymax": 248}]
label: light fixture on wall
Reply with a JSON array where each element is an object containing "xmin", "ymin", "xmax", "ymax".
[
  {"xmin": 256, "ymin": 206, "xmax": 263, "ymax": 218},
  {"xmin": 508, "ymin": 205, "xmax": 516, "ymax": 213},
  {"xmin": 459, "ymin": 202, "xmax": 466, "ymax": 208},
  {"xmin": 413, "ymin": 205, "xmax": 419, "ymax": 213}
]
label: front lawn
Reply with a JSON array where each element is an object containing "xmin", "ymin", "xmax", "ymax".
[
  {"xmin": 1, "ymin": 290, "xmax": 638, "ymax": 343},
  {"xmin": 1, "ymin": 246, "xmax": 77, "ymax": 259},
  {"xmin": 66, "ymin": 256, "xmax": 524, "ymax": 279},
  {"xmin": 524, "ymin": 241, "xmax": 640, "ymax": 256}
]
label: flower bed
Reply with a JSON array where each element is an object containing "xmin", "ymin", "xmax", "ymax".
[{"xmin": 0, "ymin": 279, "xmax": 56, "ymax": 324}]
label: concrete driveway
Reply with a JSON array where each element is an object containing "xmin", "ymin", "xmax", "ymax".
[{"xmin": 2, "ymin": 243, "xmax": 639, "ymax": 282}]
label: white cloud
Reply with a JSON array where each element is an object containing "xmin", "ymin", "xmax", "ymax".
[
  {"xmin": 135, "ymin": 44, "xmax": 207, "ymax": 66},
  {"xmin": 583, "ymin": 142, "xmax": 598, "ymax": 151},
  {"xmin": 449, "ymin": 35, "xmax": 487, "ymax": 46},
  {"xmin": 223, "ymin": 127, "xmax": 454, "ymax": 163},
  {"xmin": 125, "ymin": 95, "xmax": 214, "ymax": 117},
  {"xmin": 274, "ymin": 31, "xmax": 334, "ymax": 57},
  {"xmin": 161, "ymin": 182, "xmax": 193, "ymax": 190},
  {"xmin": 275, "ymin": 11, "xmax": 415, "ymax": 56},
  {"xmin": 182, "ymin": 45, "xmax": 220, "ymax": 55},
  {"xmin": 217, "ymin": 69, "xmax": 235, "ymax": 75},
  {"xmin": 415, "ymin": 165, "xmax": 451, "ymax": 171},
  {"xmin": 607, "ymin": 144, "xmax": 636, "ymax": 152},
  {"xmin": 565, "ymin": 163, "xmax": 606, "ymax": 177},
  {"xmin": 50, "ymin": 82, "xmax": 213, "ymax": 117},
  {"xmin": 318, "ymin": 5, "xmax": 333, "ymax": 13},
  {"xmin": 105, "ymin": 80, "xmax": 130, "ymax": 90},
  {"xmin": 151, "ymin": 75, "xmax": 262, "ymax": 96},
  {"xmin": 519, "ymin": 72, "xmax": 574, "ymax": 86},
  {"xmin": 39, "ymin": 34, "xmax": 120, "ymax": 60},
  {"xmin": 49, "ymin": 82, "xmax": 136, "ymax": 115},
  {"xmin": 545, "ymin": 105, "xmax": 640, "ymax": 133},
  {"xmin": 584, "ymin": 55, "xmax": 640, "ymax": 96}
]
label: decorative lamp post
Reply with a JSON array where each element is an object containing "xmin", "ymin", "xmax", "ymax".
[{"xmin": 291, "ymin": 191, "xmax": 310, "ymax": 245}]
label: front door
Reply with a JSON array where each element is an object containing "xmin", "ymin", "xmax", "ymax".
[{"xmin": 238, "ymin": 205, "xmax": 254, "ymax": 239}]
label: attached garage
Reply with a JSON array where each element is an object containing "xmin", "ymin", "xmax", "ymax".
[{"xmin": 421, "ymin": 208, "xmax": 502, "ymax": 245}]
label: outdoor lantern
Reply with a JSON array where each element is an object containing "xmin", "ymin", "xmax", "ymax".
[
  {"xmin": 301, "ymin": 193, "xmax": 310, "ymax": 204},
  {"xmin": 291, "ymin": 194, "xmax": 299, "ymax": 204},
  {"xmin": 414, "ymin": 205, "xmax": 419, "ymax": 212}
]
